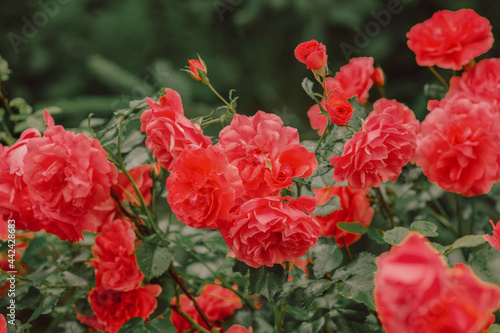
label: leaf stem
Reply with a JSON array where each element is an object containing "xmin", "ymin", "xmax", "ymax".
[
  {"xmin": 206, "ymin": 83, "xmax": 236, "ymax": 115},
  {"xmin": 427, "ymin": 66, "xmax": 449, "ymax": 90},
  {"xmin": 376, "ymin": 187, "xmax": 395, "ymax": 228},
  {"xmin": 169, "ymin": 266, "xmax": 215, "ymax": 331}
]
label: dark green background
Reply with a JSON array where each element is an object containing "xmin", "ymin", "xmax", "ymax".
[{"xmin": 1, "ymin": 0, "xmax": 499, "ymax": 138}]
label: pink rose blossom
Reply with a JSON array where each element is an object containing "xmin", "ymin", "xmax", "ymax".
[{"xmin": 484, "ymin": 220, "xmax": 500, "ymax": 251}]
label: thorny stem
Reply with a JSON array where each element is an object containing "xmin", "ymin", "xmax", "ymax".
[
  {"xmin": 171, "ymin": 288, "xmax": 212, "ymax": 333},
  {"xmin": 110, "ymin": 189, "xmax": 147, "ymax": 237},
  {"xmin": 427, "ymin": 66, "xmax": 449, "ymax": 90},
  {"xmin": 376, "ymin": 187, "xmax": 396, "ymax": 228},
  {"xmin": 169, "ymin": 266, "xmax": 215, "ymax": 331}
]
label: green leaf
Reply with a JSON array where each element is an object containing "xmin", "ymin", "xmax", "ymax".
[
  {"xmin": 310, "ymin": 243, "xmax": 343, "ymax": 278},
  {"xmin": 301, "ymin": 77, "xmax": 315, "ymax": 97},
  {"xmin": 312, "ymin": 195, "xmax": 341, "ymax": 216},
  {"xmin": 135, "ymin": 239, "xmax": 172, "ymax": 280},
  {"xmin": 410, "ymin": 220, "xmax": 438, "ymax": 237},
  {"xmin": 120, "ymin": 131, "xmax": 146, "ymax": 154},
  {"xmin": 28, "ymin": 293, "xmax": 61, "ymax": 323},
  {"xmin": 337, "ymin": 222, "xmax": 368, "ymax": 235},
  {"xmin": 449, "ymin": 235, "xmax": 486, "ymax": 251},
  {"xmin": 123, "ymin": 147, "xmax": 151, "ymax": 169},
  {"xmin": 9, "ymin": 97, "xmax": 32, "ymax": 115},
  {"xmin": 383, "ymin": 227, "xmax": 410, "ymax": 245},
  {"xmin": 117, "ymin": 317, "xmax": 147, "ymax": 333},
  {"xmin": 296, "ymin": 317, "xmax": 326, "ymax": 333},
  {"xmin": 467, "ymin": 245, "xmax": 500, "ymax": 285},
  {"xmin": 202, "ymin": 232, "xmax": 229, "ymax": 255},
  {"xmin": 367, "ymin": 227, "xmax": 386, "ymax": 245},
  {"xmin": 146, "ymin": 317, "xmax": 177, "ymax": 333},
  {"xmin": 0, "ymin": 55, "xmax": 11, "ymax": 81},
  {"xmin": 248, "ymin": 264, "xmax": 286, "ymax": 301},
  {"xmin": 233, "ymin": 260, "xmax": 249, "ymax": 276},
  {"xmin": 488, "ymin": 323, "xmax": 500, "ymax": 333},
  {"xmin": 332, "ymin": 252, "xmax": 377, "ymax": 310},
  {"xmin": 301, "ymin": 279, "xmax": 334, "ymax": 309},
  {"xmin": 62, "ymin": 271, "xmax": 88, "ymax": 287}
]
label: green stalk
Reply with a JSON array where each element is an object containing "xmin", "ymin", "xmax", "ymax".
[{"xmin": 427, "ymin": 66, "xmax": 449, "ymax": 90}]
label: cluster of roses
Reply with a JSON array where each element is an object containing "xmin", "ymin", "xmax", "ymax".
[
  {"xmin": 409, "ymin": 9, "xmax": 500, "ymax": 197},
  {"xmin": 77, "ymin": 219, "xmax": 162, "ymax": 333},
  {"xmin": 140, "ymin": 88, "xmax": 322, "ymax": 268},
  {"xmin": 375, "ymin": 232, "xmax": 500, "ymax": 333}
]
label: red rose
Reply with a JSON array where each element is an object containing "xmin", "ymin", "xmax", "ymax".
[
  {"xmin": 78, "ymin": 285, "xmax": 162, "ymax": 333},
  {"xmin": 188, "ymin": 59, "xmax": 207, "ymax": 81},
  {"xmin": 112, "ymin": 164, "xmax": 153, "ymax": 206},
  {"xmin": 312, "ymin": 186, "xmax": 374, "ymax": 247},
  {"xmin": 22, "ymin": 111, "xmax": 118, "ymax": 241},
  {"xmin": 140, "ymin": 88, "xmax": 212, "ymax": 171},
  {"xmin": 93, "ymin": 218, "xmax": 137, "ymax": 261},
  {"xmin": 217, "ymin": 111, "xmax": 315, "ymax": 198},
  {"xmin": 294, "ymin": 40, "xmax": 328, "ymax": 70},
  {"xmin": 0, "ymin": 129, "xmax": 42, "ymax": 232},
  {"xmin": 307, "ymin": 102, "xmax": 328, "ymax": 136},
  {"xmin": 375, "ymin": 233, "xmax": 500, "ymax": 333},
  {"xmin": 327, "ymin": 57, "xmax": 377, "ymax": 104},
  {"xmin": 93, "ymin": 255, "xmax": 144, "ymax": 292},
  {"xmin": 484, "ymin": 220, "xmax": 500, "ymax": 251},
  {"xmin": 417, "ymin": 97, "xmax": 500, "ymax": 196},
  {"xmin": 170, "ymin": 284, "xmax": 242, "ymax": 332},
  {"xmin": 220, "ymin": 196, "xmax": 320, "ymax": 268},
  {"xmin": 447, "ymin": 58, "xmax": 500, "ymax": 105},
  {"xmin": 167, "ymin": 144, "xmax": 244, "ymax": 230},
  {"xmin": 407, "ymin": 9, "xmax": 493, "ymax": 70},
  {"xmin": 226, "ymin": 325, "xmax": 253, "ymax": 333},
  {"xmin": 325, "ymin": 94, "xmax": 354, "ymax": 126},
  {"xmin": 331, "ymin": 102, "xmax": 418, "ymax": 190}
]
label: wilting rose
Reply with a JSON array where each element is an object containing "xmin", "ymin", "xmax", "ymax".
[
  {"xmin": 312, "ymin": 186, "xmax": 374, "ymax": 247},
  {"xmin": 140, "ymin": 88, "xmax": 212, "ymax": 171},
  {"xmin": 221, "ymin": 196, "xmax": 320, "ymax": 268},
  {"xmin": 294, "ymin": 40, "xmax": 328, "ymax": 70},
  {"xmin": 22, "ymin": 111, "xmax": 117, "ymax": 241},
  {"xmin": 167, "ymin": 144, "xmax": 244, "ymax": 230},
  {"xmin": 417, "ymin": 97, "xmax": 500, "ymax": 196},
  {"xmin": 407, "ymin": 9, "xmax": 493, "ymax": 70}
]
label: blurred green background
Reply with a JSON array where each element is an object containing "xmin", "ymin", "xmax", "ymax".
[{"xmin": 1, "ymin": 0, "xmax": 499, "ymax": 139}]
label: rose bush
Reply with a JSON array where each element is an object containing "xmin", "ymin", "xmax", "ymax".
[{"xmin": 1, "ymin": 7, "xmax": 500, "ymax": 333}]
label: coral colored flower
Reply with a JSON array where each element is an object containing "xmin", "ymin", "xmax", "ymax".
[
  {"xmin": 22, "ymin": 111, "xmax": 118, "ymax": 241},
  {"xmin": 375, "ymin": 232, "xmax": 500, "ymax": 333},
  {"xmin": 0, "ymin": 314, "xmax": 6, "ymax": 333},
  {"xmin": 0, "ymin": 129, "xmax": 42, "ymax": 232},
  {"xmin": 327, "ymin": 57, "xmax": 378, "ymax": 104},
  {"xmin": 112, "ymin": 164, "xmax": 153, "ymax": 206},
  {"xmin": 92, "ymin": 218, "xmax": 137, "ymax": 261},
  {"xmin": 170, "ymin": 284, "xmax": 242, "ymax": 332},
  {"xmin": 325, "ymin": 94, "xmax": 354, "ymax": 126},
  {"xmin": 407, "ymin": 9, "xmax": 493, "ymax": 70},
  {"xmin": 93, "ymin": 255, "xmax": 144, "ymax": 292},
  {"xmin": 77, "ymin": 285, "xmax": 162, "ymax": 333},
  {"xmin": 167, "ymin": 145, "xmax": 244, "ymax": 230},
  {"xmin": 331, "ymin": 102, "xmax": 418, "ymax": 190},
  {"xmin": 307, "ymin": 102, "xmax": 328, "ymax": 136},
  {"xmin": 217, "ymin": 111, "xmax": 316, "ymax": 198},
  {"xmin": 447, "ymin": 58, "xmax": 500, "ymax": 105},
  {"xmin": 484, "ymin": 220, "xmax": 500, "ymax": 251},
  {"xmin": 140, "ymin": 88, "xmax": 211, "ymax": 171},
  {"xmin": 372, "ymin": 67, "xmax": 385, "ymax": 86},
  {"xmin": 188, "ymin": 59, "xmax": 207, "ymax": 81},
  {"xmin": 417, "ymin": 98, "xmax": 500, "ymax": 196},
  {"xmin": 312, "ymin": 186, "xmax": 374, "ymax": 247},
  {"xmin": 226, "ymin": 325, "xmax": 253, "ymax": 333},
  {"xmin": 294, "ymin": 40, "xmax": 328, "ymax": 70},
  {"xmin": 220, "ymin": 196, "xmax": 320, "ymax": 268}
]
